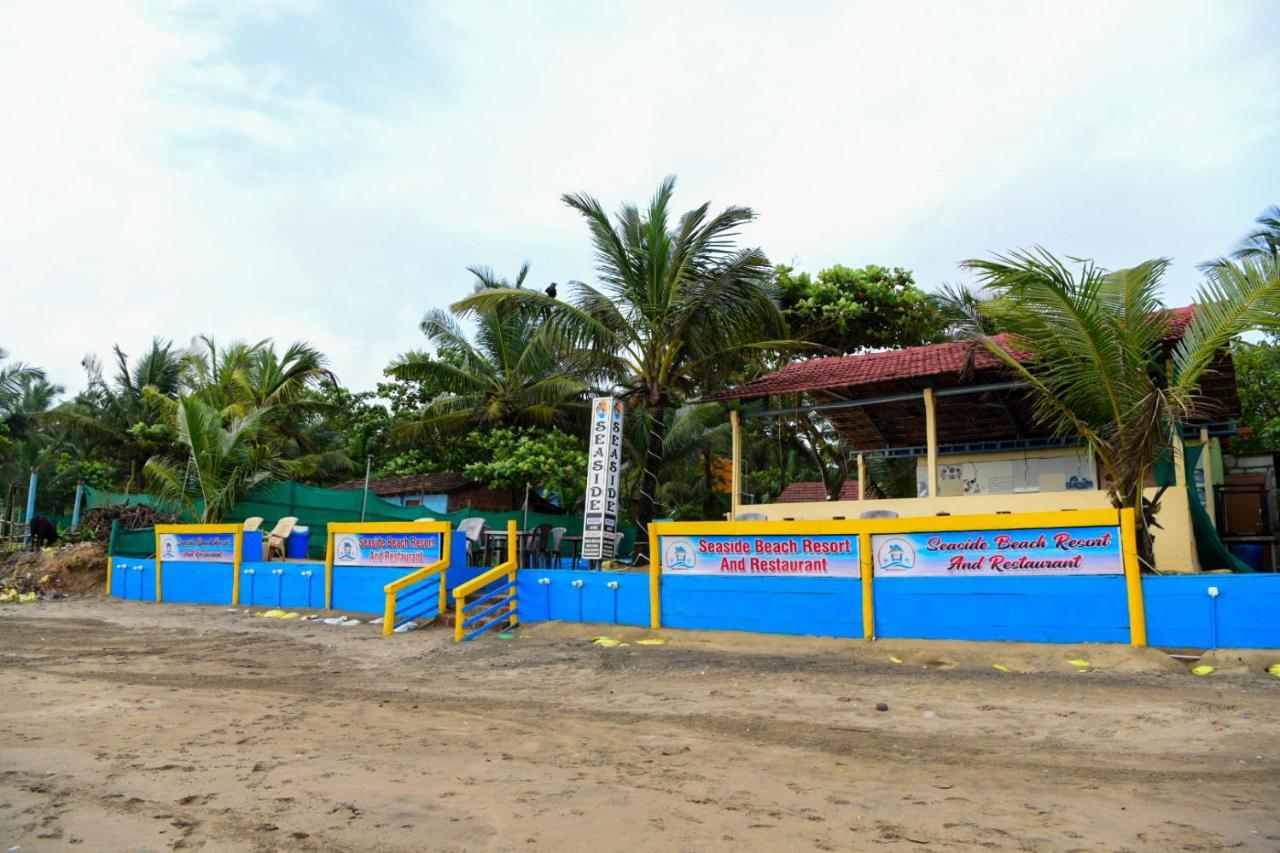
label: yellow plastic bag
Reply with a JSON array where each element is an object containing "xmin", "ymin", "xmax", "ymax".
[
  {"xmin": 889, "ymin": 655, "xmax": 903, "ymax": 664},
  {"xmin": 259, "ymin": 609, "xmax": 287, "ymax": 618},
  {"xmin": 992, "ymin": 664, "xmax": 1012, "ymax": 673},
  {"xmin": 1191, "ymin": 664, "xmax": 1215, "ymax": 676},
  {"xmin": 1267, "ymin": 663, "xmax": 1280, "ymax": 677},
  {"xmin": 591, "ymin": 636, "xmax": 628, "ymax": 648},
  {"xmin": 0, "ymin": 589, "xmax": 17, "ymax": 603},
  {"xmin": 636, "ymin": 638, "xmax": 666, "ymax": 646},
  {"xmin": 18, "ymin": 591, "xmax": 37, "ymax": 603},
  {"xmin": 1067, "ymin": 659, "xmax": 1091, "ymax": 667}
]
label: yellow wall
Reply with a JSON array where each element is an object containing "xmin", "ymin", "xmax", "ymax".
[{"xmin": 741, "ymin": 486, "xmax": 1199, "ymax": 572}]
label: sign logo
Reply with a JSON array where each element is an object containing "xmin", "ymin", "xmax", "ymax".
[
  {"xmin": 877, "ymin": 537, "xmax": 916, "ymax": 571},
  {"xmin": 663, "ymin": 537, "xmax": 697, "ymax": 571}
]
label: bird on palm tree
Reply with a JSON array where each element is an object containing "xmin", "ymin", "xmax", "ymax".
[
  {"xmin": 387, "ymin": 264, "xmax": 592, "ymax": 438},
  {"xmin": 452, "ymin": 177, "xmax": 791, "ymax": 562},
  {"xmin": 961, "ymin": 248, "xmax": 1280, "ymax": 568}
]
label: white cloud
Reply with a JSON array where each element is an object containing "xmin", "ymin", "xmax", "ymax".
[{"xmin": 1, "ymin": 0, "xmax": 1276, "ymax": 394}]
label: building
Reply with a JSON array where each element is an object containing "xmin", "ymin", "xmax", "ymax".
[
  {"xmin": 707, "ymin": 308, "xmax": 1251, "ymax": 571},
  {"xmin": 333, "ymin": 473, "xmax": 556, "ymax": 514}
]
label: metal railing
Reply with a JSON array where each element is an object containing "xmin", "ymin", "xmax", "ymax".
[
  {"xmin": 382, "ymin": 557, "xmax": 450, "ymax": 637},
  {"xmin": 453, "ymin": 519, "xmax": 518, "ymax": 642}
]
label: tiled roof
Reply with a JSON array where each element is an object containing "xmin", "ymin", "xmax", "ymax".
[
  {"xmin": 775, "ymin": 481, "xmax": 865, "ymax": 503},
  {"xmin": 706, "ymin": 334, "xmax": 1028, "ymax": 401},
  {"xmin": 710, "ymin": 306, "xmax": 1201, "ymax": 402},
  {"xmin": 333, "ymin": 472, "xmax": 475, "ymax": 496}
]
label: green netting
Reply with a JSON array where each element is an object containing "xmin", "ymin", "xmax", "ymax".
[
  {"xmin": 107, "ymin": 521, "xmax": 157, "ymax": 557},
  {"xmin": 93, "ymin": 481, "xmax": 636, "ymax": 560}
]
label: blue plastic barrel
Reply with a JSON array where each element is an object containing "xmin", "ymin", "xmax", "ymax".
[
  {"xmin": 286, "ymin": 526, "xmax": 310, "ymax": 560},
  {"xmin": 1228, "ymin": 542, "xmax": 1265, "ymax": 572},
  {"xmin": 241, "ymin": 530, "xmax": 263, "ymax": 562}
]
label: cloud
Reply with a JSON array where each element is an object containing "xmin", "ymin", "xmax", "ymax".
[{"xmin": 1, "ymin": 0, "xmax": 1277, "ymax": 395}]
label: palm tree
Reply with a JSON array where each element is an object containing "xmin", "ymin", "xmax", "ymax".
[
  {"xmin": 1199, "ymin": 204, "xmax": 1280, "ymax": 271},
  {"xmin": 452, "ymin": 177, "xmax": 789, "ymax": 561},
  {"xmin": 144, "ymin": 395, "xmax": 306, "ymax": 522},
  {"xmin": 387, "ymin": 264, "xmax": 591, "ymax": 436},
  {"xmin": 961, "ymin": 248, "xmax": 1280, "ymax": 567}
]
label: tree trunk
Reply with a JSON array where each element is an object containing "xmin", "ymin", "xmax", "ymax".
[{"xmin": 632, "ymin": 404, "xmax": 665, "ymax": 565}]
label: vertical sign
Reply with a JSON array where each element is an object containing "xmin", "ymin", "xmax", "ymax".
[{"xmin": 582, "ymin": 396, "xmax": 624, "ymax": 560}]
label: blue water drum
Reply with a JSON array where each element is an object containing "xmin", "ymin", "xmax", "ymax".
[
  {"xmin": 286, "ymin": 526, "xmax": 310, "ymax": 560},
  {"xmin": 241, "ymin": 530, "xmax": 263, "ymax": 562},
  {"xmin": 1228, "ymin": 542, "xmax": 1265, "ymax": 572}
]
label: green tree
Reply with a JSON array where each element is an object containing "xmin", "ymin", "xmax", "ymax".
[
  {"xmin": 1231, "ymin": 335, "xmax": 1280, "ymax": 453},
  {"xmin": 453, "ymin": 177, "xmax": 789, "ymax": 561},
  {"xmin": 143, "ymin": 396, "xmax": 306, "ymax": 522},
  {"xmin": 962, "ymin": 249, "xmax": 1280, "ymax": 568},
  {"xmin": 461, "ymin": 427, "xmax": 588, "ymax": 511},
  {"xmin": 388, "ymin": 265, "xmax": 591, "ymax": 437},
  {"xmin": 1200, "ymin": 204, "xmax": 1280, "ymax": 270},
  {"xmin": 776, "ymin": 264, "xmax": 946, "ymax": 352}
]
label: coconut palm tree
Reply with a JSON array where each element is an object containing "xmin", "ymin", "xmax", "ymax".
[
  {"xmin": 1199, "ymin": 204, "xmax": 1280, "ymax": 271},
  {"xmin": 143, "ymin": 395, "xmax": 307, "ymax": 522},
  {"xmin": 452, "ymin": 178, "xmax": 789, "ymax": 561},
  {"xmin": 387, "ymin": 264, "xmax": 592, "ymax": 437},
  {"xmin": 961, "ymin": 249, "xmax": 1280, "ymax": 567}
]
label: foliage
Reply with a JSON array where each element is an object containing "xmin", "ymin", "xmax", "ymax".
[
  {"xmin": 961, "ymin": 249, "xmax": 1280, "ymax": 567},
  {"xmin": 461, "ymin": 428, "xmax": 587, "ymax": 510},
  {"xmin": 776, "ymin": 264, "xmax": 946, "ymax": 352},
  {"xmin": 1201, "ymin": 204, "xmax": 1280, "ymax": 270},
  {"xmin": 388, "ymin": 265, "xmax": 591, "ymax": 438},
  {"xmin": 143, "ymin": 396, "xmax": 308, "ymax": 522},
  {"xmin": 1231, "ymin": 335, "xmax": 1280, "ymax": 453},
  {"xmin": 452, "ymin": 177, "xmax": 791, "ymax": 558}
]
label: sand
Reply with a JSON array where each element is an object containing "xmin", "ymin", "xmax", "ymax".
[{"xmin": 1, "ymin": 597, "xmax": 1278, "ymax": 851}]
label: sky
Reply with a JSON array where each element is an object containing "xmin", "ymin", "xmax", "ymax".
[{"xmin": 2, "ymin": 0, "xmax": 1278, "ymax": 395}]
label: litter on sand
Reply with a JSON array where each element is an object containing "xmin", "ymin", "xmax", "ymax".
[
  {"xmin": 257, "ymin": 610, "xmax": 299, "ymax": 619},
  {"xmin": 392, "ymin": 621, "xmax": 417, "ymax": 633},
  {"xmin": 1191, "ymin": 664, "xmax": 1215, "ymax": 676},
  {"xmin": 992, "ymin": 664, "xmax": 1012, "ymax": 673},
  {"xmin": 889, "ymin": 655, "xmax": 903, "ymax": 664},
  {"xmin": 1268, "ymin": 663, "xmax": 1280, "ymax": 677},
  {"xmin": 1067, "ymin": 659, "xmax": 1091, "ymax": 667},
  {"xmin": 636, "ymin": 638, "xmax": 666, "ymax": 646},
  {"xmin": 498, "ymin": 632, "xmax": 515, "ymax": 640},
  {"xmin": 591, "ymin": 636, "xmax": 628, "ymax": 647}
]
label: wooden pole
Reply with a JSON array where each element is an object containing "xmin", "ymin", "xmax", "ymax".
[{"xmin": 730, "ymin": 409, "xmax": 742, "ymax": 519}]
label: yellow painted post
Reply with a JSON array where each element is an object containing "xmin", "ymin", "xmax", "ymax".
[
  {"xmin": 923, "ymin": 388, "xmax": 939, "ymax": 497},
  {"xmin": 1121, "ymin": 507, "xmax": 1147, "ymax": 647},
  {"xmin": 154, "ymin": 531, "xmax": 163, "ymax": 602},
  {"xmin": 105, "ymin": 555, "xmax": 113, "ymax": 596},
  {"xmin": 383, "ymin": 591, "xmax": 397, "ymax": 637},
  {"xmin": 454, "ymin": 592, "xmax": 465, "ymax": 643},
  {"xmin": 231, "ymin": 528, "xmax": 243, "ymax": 606},
  {"xmin": 438, "ymin": 526, "xmax": 451, "ymax": 617},
  {"xmin": 856, "ymin": 453, "xmax": 866, "ymax": 500},
  {"xmin": 323, "ymin": 531, "xmax": 335, "ymax": 610},
  {"xmin": 649, "ymin": 524, "xmax": 661, "ymax": 629},
  {"xmin": 859, "ymin": 531, "xmax": 874, "ymax": 640},
  {"xmin": 506, "ymin": 519, "xmax": 518, "ymax": 627},
  {"xmin": 729, "ymin": 410, "xmax": 743, "ymax": 518}
]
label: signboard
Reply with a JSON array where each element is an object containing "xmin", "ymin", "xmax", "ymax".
[
  {"xmin": 582, "ymin": 396, "xmax": 624, "ymax": 560},
  {"xmin": 872, "ymin": 526, "xmax": 1123, "ymax": 577},
  {"xmin": 159, "ymin": 533, "xmax": 235, "ymax": 563},
  {"xmin": 332, "ymin": 532, "xmax": 442, "ymax": 567},
  {"xmin": 660, "ymin": 534, "xmax": 860, "ymax": 577}
]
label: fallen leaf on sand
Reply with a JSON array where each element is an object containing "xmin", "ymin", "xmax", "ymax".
[
  {"xmin": 992, "ymin": 664, "xmax": 1012, "ymax": 673},
  {"xmin": 1191, "ymin": 665, "xmax": 1215, "ymax": 676},
  {"xmin": 889, "ymin": 656, "xmax": 903, "ymax": 664}
]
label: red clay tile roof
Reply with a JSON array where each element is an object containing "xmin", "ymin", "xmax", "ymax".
[
  {"xmin": 706, "ymin": 334, "xmax": 1029, "ymax": 401},
  {"xmin": 776, "ymin": 481, "xmax": 865, "ymax": 503},
  {"xmin": 710, "ymin": 307, "xmax": 1201, "ymax": 402}
]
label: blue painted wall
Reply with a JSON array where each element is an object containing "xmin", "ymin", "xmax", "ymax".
[
  {"xmin": 162, "ymin": 561, "xmax": 235, "ymax": 605},
  {"xmin": 517, "ymin": 569, "xmax": 650, "ymax": 626},
  {"xmin": 663, "ymin": 574, "xmax": 861, "ymax": 638},
  {"xmin": 1144, "ymin": 574, "xmax": 1280, "ymax": 649},
  {"xmin": 111, "ymin": 558, "xmax": 156, "ymax": 601},
  {"xmin": 874, "ymin": 575, "xmax": 1130, "ymax": 644},
  {"xmin": 239, "ymin": 561, "xmax": 324, "ymax": 609}
]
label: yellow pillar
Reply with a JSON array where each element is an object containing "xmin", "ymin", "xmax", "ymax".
[
  {"xmin": 729, "ymin": 410, "xmax": 742, "ymax": 519},
  {"xmin": 154, "ymin": 531, "xmax": 163, "ymax": 602},
  {"xmin": 1121, "ymin": 507, "xmax": 1147, "ymax": 647},
  {"xmin": 1200, "ymin": 428, "xmax": 1216, "ymax": 528},
  {"xmin": 923, "ymin": 388, "xmax": 938, "ymax": 497},
  {"xmin": 859, "ymin": 532, "xmax": 874, "ymax": 639},
  {"xmin": 649, "ymin": 525, "xmax": 661, "ymax": 629},
  {"xmin": 506, "ymin": 519, "xmax": 518, "ymax": 627},
  {"xmin": 856, "ymin": 453, "xmax": 866, "ymax": 500}
]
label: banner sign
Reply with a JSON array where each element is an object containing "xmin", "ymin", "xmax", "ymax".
[
  {"xmin": 660, "ymin": 534, "xmax": 860, "ymax": 577},
  {"xmin": 872, "ymin": 526, "xmax": 1123, "ymax": 576},
  {"xmin": 332, "ymin": 532, "xmax": 442, "ymax": 567},
  {"xmin": 582, "ymin": 396, "xmax": 624, "ymax": 560},
  {"xmin": 159, "ymin": 533, "xmax": 235, "ymax": 563}
]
